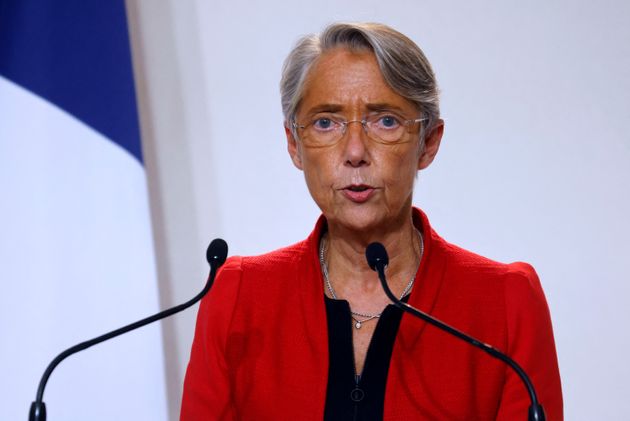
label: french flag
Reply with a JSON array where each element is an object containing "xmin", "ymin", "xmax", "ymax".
[{"xmin": 0, "ymin": 1, "xmax": 167, "ymax": 419}]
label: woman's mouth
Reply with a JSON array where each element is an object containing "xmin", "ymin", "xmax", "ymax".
[{"xmin": 341, "ymin": 184, "xmax": 376, "ymax": 203}]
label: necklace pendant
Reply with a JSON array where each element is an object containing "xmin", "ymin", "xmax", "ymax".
[{"xmin": 355, "ymin": 321, "xmax": 362, "ymax": 329}]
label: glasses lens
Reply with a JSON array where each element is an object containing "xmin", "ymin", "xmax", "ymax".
[
  {"xmin": 365, "ymin": 115, "xmax": 406, "ymax": 143},
  {"xmin": 299, "ymin": 116, "xmax": 343, "ymax": 146}
]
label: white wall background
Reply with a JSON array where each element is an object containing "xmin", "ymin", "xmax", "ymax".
[{"xmin": 129, "ymin": 0, "xmax": 630, "ymax": 419}]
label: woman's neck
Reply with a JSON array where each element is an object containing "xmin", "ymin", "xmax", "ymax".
[{"xmin": 322, "ymin": 215, "xmax": 423, "ymax": 300}]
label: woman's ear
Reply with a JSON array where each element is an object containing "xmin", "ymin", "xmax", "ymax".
[
  {"xmin": 286, "ymin": 125, "xmax": 304, "ymax": 170},
  {"xmin": 418, "ymin": 119, "xmax": 444, "ymax": 170}
]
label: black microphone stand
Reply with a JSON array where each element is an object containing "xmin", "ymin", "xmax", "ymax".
[
  {"xmin": 366, "ymin": 243, "xmax": 546, "ymax": 421},
  {"xmin": 29, "ymin": 238, "xmax": 228, "ymax": 421}
]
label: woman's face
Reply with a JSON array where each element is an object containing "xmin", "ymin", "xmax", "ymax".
[{"xmin": 286, "ymin": 48, "xmax": 442, "ymax": 235}]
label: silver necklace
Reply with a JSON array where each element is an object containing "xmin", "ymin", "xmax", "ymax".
[{"xmin": 319, "ymin": 230, "xmax": 423, "ymax": 329}]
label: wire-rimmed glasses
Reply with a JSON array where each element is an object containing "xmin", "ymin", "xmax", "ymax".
[{"xmin": 292, "ymin": 113, "xmax": 426, "ymax": 147}]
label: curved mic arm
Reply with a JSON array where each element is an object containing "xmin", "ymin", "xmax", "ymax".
[
  {"xmin": 29, "ymin": 238, "xmax": 228, "ymax": 421},
  {"xmin": 368, "ymin": 244, "xmax": 545, "ymax": 421}
]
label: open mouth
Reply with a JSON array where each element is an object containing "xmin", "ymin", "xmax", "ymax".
[
  {"xmin": 346, "ymin": 185, "xmax": 371, "ymax": 192},
  {"xmin": 341, "ymin": 185, "xmax": 375, "ymax": 203}
]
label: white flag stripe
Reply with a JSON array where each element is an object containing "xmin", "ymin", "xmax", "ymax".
[{"xmin": 0, "ymin": 76, "xmax": 167, "ymax": 419}]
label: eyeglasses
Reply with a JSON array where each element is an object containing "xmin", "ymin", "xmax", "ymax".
[{"xmin": 292, "ymin": 113, "xmax": 426, "ymax": 147}]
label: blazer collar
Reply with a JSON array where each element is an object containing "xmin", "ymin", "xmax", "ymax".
[{"xmin": 300, "ymin": 208, "xmax": 447, "ymax": 348}]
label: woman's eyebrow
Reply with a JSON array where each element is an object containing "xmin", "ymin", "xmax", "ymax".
[
  {"xmin": 305, "ymin": 103, "xmax": 408, "ymax": 116},
  {"xmin": 304, "ymin": 104, "xmax": 344, "ymax": 115},
  {"xmin": 365, "ymin": 103, "xmax": 405, "ymax": 113}
]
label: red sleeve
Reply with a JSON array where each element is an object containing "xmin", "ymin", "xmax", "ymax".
[
  {"xmin": 180, "ymin": 257, "xmax": 243, "ymax": 421},
  {"xmin": 496, "ymin": 262, "xmax": 563, "ymax": 421}
]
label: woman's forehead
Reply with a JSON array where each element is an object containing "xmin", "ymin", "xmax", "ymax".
[{"xmin": 299, "ymin": 49, "xmax": 416, "ymax": 116}]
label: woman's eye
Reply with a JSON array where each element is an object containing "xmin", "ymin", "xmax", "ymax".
[
  {"xmin": 313, "ymin": 118, "xmax": 334, "ymax": 130},
  {"xmin": 379, "ymin": 116, "xmax": 400, "ymax": 128}
]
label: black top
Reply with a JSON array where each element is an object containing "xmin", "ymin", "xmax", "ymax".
[{"xmin": 323, "ymin": 296, "xmax": 406, "ymax": 421}]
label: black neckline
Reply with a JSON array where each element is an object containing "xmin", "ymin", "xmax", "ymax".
[{"xmin": 323, "ymin": 296, "xmax": 406, "ymax": 421}]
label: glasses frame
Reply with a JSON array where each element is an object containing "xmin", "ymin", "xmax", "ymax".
[{"xmin": 292, "ymin": 115, "xmax": 427, "ymax": 146}]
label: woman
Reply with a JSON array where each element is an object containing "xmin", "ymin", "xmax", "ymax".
[{"xmin": 181, "ymin": 22, "xmax": 562, "ymax": 420}]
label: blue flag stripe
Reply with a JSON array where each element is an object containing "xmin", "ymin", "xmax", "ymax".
[{"xmin": 0, "ymin": 0, "xmax": 143, "ymax": 163}]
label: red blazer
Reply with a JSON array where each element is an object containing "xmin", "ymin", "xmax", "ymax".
[{"xmin": 181, "ymin": 209, "xmax": 563, "ymax": 420}]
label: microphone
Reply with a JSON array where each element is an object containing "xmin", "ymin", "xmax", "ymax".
[
  {"xmin": 29, "ymin": 238, "xmax": 229, "ymax": 421},
  {"xmin": 365, "ymin": 242, "xmax": 546, "ymax": 421}
]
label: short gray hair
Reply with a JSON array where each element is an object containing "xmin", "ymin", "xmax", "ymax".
[{"xmin": 280, "ymin": 22, "xmax": 440, "ymax": 141}]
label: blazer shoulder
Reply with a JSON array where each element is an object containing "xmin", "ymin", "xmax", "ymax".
[
  {"xmin": 237, "ymin": 239, "xmax": 311, "ymax": 274},
  {"xmin": 436, "ymin": 238, "xmax": 542, "ymax": 291},
  {"xmin": 439, "ymin": 239, "xmax": 511, "ymax": 275}
]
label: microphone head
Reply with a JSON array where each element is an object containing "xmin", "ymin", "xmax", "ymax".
[
  {"xmin": 206, "ymin": 238, "xmax": 228, "ymax": 267},
  {"xmin": 366, "ymin": 242, "xmax": 389, "ymax": 271}
]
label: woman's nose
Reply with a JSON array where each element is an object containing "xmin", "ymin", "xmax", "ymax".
[{"xmin": 342, "ymin": 120, "xmax": 370, "ymax": 167}]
